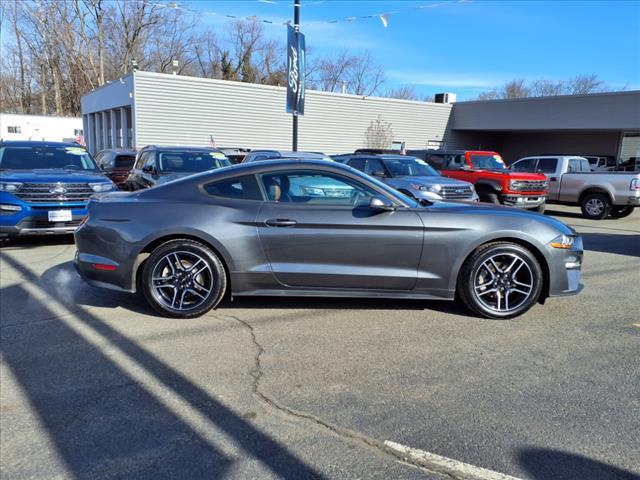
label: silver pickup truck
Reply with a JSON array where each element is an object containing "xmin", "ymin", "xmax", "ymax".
[{"xmin": 511, "ymin": 155, "xmax": 640, "ymax": 219}]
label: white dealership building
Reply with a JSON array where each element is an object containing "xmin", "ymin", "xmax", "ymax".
[
  {"xmin": 81, "ymin": 70, "xmax": 640, "ymax": 164},
  {"xmin": 0, "ymin": 113, "xmax": 84, "ymax": 143}
]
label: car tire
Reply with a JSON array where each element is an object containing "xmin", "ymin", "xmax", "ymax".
[
  {"xmin": 141, "ymin": 239, "xmax": 227, "ymax": 318},
  {"xmin": 457, "ymin": 242, "xmax": 543, "ymax": 319},
  {"xmin": 580, "ymin": 193, "xmax": 611, "ymax": 220},
  {"xmin": 479, "ymin": 191, "xmax": 500, "ymax": 204},
  {"xmin": 610, "ymin": 206, "xmax": 635, "ymax": 219}
]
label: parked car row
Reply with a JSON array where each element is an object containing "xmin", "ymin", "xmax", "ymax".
[{"xmin": 1, "ymin": 140, "xmax": 638, "ymax": 241}]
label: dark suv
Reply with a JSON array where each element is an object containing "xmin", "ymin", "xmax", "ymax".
[
  {"xmin": 126, "ymin": 146, "xmax": 231, "ymax": 190},
  {"xmin": 94, "ymin": 148, "xmax": 137, "ymax": 189}
]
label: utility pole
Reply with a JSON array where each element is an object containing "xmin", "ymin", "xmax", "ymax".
[{"xmin": 292, "ymin": 0, "xmax": 300, "ymax": 151}]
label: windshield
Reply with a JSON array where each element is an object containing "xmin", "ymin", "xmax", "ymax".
[
  {"xmin": 383, "ymin": 157, "xmax": 440, "ymax": 177},
  {"xmin": 0, "ymin": 145, "xmax": 98, "ymax": 171},
  {"xmin": 470, "ymin": 154, "xmax": 507, "ymax": 171},
  {"xmin": 158, "ymin": 151, "xmax": 230, "ymax": 173}
]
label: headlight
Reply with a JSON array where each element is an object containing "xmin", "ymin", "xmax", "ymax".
[
  {"xmin": 89, "ymin": 182, "xmax": 115, "ymax": 192},
  {"xmin": 0, "ymin": 182, "xmax": 23, "ymax": 192},
  {"xmin": 411, "ymin": 184, "xmax": 441, "ymax": 193},
  {"xmin": 549, "ymin": 234, "xmax": 576, "ymax": 249},
  {"xmin": 631, "ymin": 179, "xmax": 640, "ymax": 191},
  {"xmin": 0, "ymin": 204, "xmax": 22, "ymax": 212}
]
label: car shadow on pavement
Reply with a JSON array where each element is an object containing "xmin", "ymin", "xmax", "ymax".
[
  {"xmin": 517, "ymin": 447, "xmax": 640, "ymax": 480},
  {"xmin": 0, "ymin": 235, "xmax": 76, "ymax": 250},
  {"xmin": 40, "ymin": 260, "xmax": 473, "ymax": 318},
  {"xmin": 1, "ymin": 255, "xmax": 326, "ymax": 480},
  {"xmin": 580, "ymin": 233, "xmax": 640, "ymax": 258}
]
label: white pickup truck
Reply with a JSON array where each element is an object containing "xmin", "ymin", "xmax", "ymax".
[{"xmin": 511, "ymin": 155, "xmax": 640, "ymax": 219}]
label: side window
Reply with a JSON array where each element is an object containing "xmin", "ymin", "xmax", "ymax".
[
  {"xmin": 364, "ymin": 158, "xmax": 386, "ymax": 176},
  {"xmin": 446, "ymin": 154, "xmax": 466, "ymax": 170},
  {"xmin": 579, "ymin": 159, "xmax": 591, "ymax": 172},
  {"xmin": 512, "ymin": 158, "xmax": 536, "ymax": 172},
  {"xmin": 347, "ymin": 158, "xmax": 366, "ymax": 171},
  {"xmin": 94, "ymin": 152, "xmax": 104, "ymax": 165},
  {"xmin": 204, "ymin": 175, "xmax": 262, "ymax": 200},
  {"xmin": 568, "ymin": 159, "xmax": 580, "ymax": 173},
  {"xmin": 537, "ymin": 158, "xmax": 558, "ymax": 173},
  {"xmin": 259, "ymin": 170, "xmax": 380, "ymax": 206},
  {"xmin": 426, "ymin": 154, "xmax": 445, "ymax": 170}
]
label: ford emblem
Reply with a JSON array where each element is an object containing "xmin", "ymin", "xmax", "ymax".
[{"xmin": 50, "ymin": 185, "xmax": 67, "ymax": 195}]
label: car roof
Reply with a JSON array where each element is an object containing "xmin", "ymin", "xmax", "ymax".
[
  {"xmin": 142, "ymin": 145, "xmax": 223, "ymax": 152},
  {"xmin": 97, "ymin": 148, "xmax": 137, "ymax": 154},
  {"xmin": 0, "ymin": 140, "xmax": 86, "ymax": 148},
  {"xmin": 343, "ymin": 154, "xmax": 420, "ymax": 160},
  {"xmin": 517, "ymin": 155, "xmax": 588, "ymax": 159}
]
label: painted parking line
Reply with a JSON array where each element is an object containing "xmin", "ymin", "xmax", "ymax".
[{"xmin": 384, "ymin": 440, "xmax": 522, "ymax": 480}]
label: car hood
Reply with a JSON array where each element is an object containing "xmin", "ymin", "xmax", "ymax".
[
  {"xmin": 421, "ymin": 200, "xmax": 575, "ymax": 235},
  {"xmin": 473, "ymin": 170, "xmax": 547, "ymax": 180},
  {"xmin": 389, "ymin": 175, "xmax": 473, "ymax": 187},
  {"xmin": 0, "ymin": 169, "xmax": 110, "ymax": 183}
]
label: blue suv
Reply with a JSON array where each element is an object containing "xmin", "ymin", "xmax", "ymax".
[{"xmin": 0, "ymin": 141, "xmax": 116, "ymax": 240}]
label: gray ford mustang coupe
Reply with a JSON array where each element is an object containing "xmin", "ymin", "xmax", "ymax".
[{"xmin": 74, "ymin": 160, "xmax": 583, "ymax": 319}]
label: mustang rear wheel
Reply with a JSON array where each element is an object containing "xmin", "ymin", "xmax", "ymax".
[
  {"xmin": 458, "ymin": 242, "xmax": 543, "ymax": 319},
  {"xmin": 141, "ymin": 239, "xmax": 227, "ymax": 318}
]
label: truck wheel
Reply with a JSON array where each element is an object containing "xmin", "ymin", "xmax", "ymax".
[
  {"xmin": 580, "ymin": 193, "xmax": 611, "ymax": 220},
  {"xmin": 141, "ymin": 239, "xmax": 227, "ymax": 318},
  {"xmin": 610, "ymin": 206, "xmax": 635, "ymax": 219},
  {"xmin": 457, "ymin": 242, "xmax": 543, "ymax": 319},
  {"xmin": 479, "ymin": 192, "xmax": 500, "ymax": 204}
]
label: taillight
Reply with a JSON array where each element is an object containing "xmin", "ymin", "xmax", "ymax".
[{"xmin": 92, "ymin": 263, "xmax": 117, "ymax": 271}]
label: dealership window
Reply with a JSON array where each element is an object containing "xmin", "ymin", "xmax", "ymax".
[{"xmin": 7, "ymin": 126, "xmax": 21, "ymax": 134}]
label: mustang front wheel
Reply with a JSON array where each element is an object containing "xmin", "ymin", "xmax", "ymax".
[
  {"xmin": 458, "ymin": 242, "xmax": 543, "ymax": 319},
  {"xmin": 141, "ymin": 239, "xmax": 227, "ymax": 318}
]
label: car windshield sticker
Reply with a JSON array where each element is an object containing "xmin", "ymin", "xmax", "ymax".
[
  {"xmin": 493, "ymin": 155, "xmax": 505, "ymax": 164},
  {"xmin": 210, "ymin": 152, "xmax": 226, "ymax": 159},
  {"xmin": 65, "ymin": 147, "xmax": 87, "ymax": 155},
  {"xmin": 416, "ymin": 159, "xmax": 428, "ymax": 165}
]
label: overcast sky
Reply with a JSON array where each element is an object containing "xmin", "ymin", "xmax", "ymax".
[{"xmin": 192, "ymin": 0, "xmax": 640, "ymax": 100}]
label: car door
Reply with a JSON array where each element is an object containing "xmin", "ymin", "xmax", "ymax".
[
  {"xmin": 256, "ymin": 169, "xmax": 424, "ymax": 290},
  {"xmin": 536, "ymin": 158, "xmax": 560, "ymax": 199}
]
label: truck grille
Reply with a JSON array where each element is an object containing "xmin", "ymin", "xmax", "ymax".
[
  {"xmin": 441, "ymin": 185, "xmax": 474, "ymax": 200},
  {"xmin": 14, "ymin": 183, "xmax": 94, "ymax": 203},
  {"xmin": 510, "ymin": 180, "xmax": 548, "ymax": 191}
]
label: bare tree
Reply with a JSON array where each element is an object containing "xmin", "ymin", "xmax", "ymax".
[
  {"xmin": 478, "ymin": 75, "xmax": 609, "ymax": 100},
  {"xmin": 385, "ymin": 85, "xmax": 418, "ymax": 100},
  {"xmin": 364, "ymin": 115, "xmax": 394, "ymax": 149},
  {"xmin": 345, "ymin": 51, "xmax": 385, "ymax": 96}
]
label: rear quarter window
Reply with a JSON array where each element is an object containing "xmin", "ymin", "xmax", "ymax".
[{"xmin": 203, "ymin": 175, "xmax": 262, "ymax": 201}]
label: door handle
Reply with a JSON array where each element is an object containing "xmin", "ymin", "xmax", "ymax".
[{"xmin": 265, "ymin": 218, "xmax": 297, "ymax": 227}]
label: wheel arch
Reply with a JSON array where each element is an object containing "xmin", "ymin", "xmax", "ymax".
[
  {"xmin": 454, "ymin": 236, "xmax": 551, "ymax": 303},
  {"xmin": 578, "ymin": 187, "xmax": 613, "ymax": 205},
  {"xmin": 132, "ymin": 232, "xmax": 233, "ymax": 294}
]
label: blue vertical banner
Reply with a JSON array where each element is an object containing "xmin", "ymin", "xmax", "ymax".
[{"xmin": 286, "ymin": 25, "xmax": 306, "ymax": 115}]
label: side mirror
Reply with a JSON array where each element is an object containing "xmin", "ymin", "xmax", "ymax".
[
  {"xmin": 371, "ymin": 170, "xmax": 387, "ymax": 178},
  {"xmin": 142, "ymin": 165, "xmax": 156, "ymax": 174},
  {"xmin": 369, "ymin": 196, "xmax": 396, "ymax": 212}
]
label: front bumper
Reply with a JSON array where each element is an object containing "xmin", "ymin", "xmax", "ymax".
[
  {"xmin": 547, "ymin": 236, "xmax": 584, "ymax": 297},
  {"xmin": 0, "ymin": 194, "xmax": 88, "ymax": 237},
  {"xmin": 501, "ymin": 194, "xmax": 547, "ymax": 208}
]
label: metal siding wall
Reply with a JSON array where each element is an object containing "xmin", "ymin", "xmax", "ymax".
[{"xmin": 133, "ymin": 71, "xmax": 452, "ymax": 153}]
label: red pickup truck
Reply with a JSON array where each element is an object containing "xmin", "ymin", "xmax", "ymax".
[{"xmin": 411, "ymin": 149, "xmax": 549, "ymax": 212}]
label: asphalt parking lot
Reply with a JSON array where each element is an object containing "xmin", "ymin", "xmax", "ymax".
[{"xmin": 1, "ymin": 205, "xmax": 639, "ymax": 480}]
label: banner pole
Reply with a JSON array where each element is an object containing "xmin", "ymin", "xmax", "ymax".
[{"xmin": 292, "ymin": 0, "xmax": 300, "ymax": 152}]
